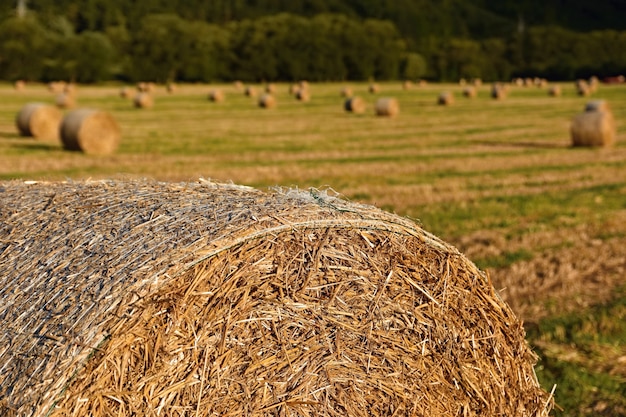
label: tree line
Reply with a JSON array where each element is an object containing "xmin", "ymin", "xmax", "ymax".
[{"xmin": 1, "ymin": 11, "xmax": 625, "ymax": 84}]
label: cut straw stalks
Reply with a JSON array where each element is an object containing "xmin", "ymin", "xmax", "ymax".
[
  {"xmin": 0, "ymin": 179, "xmax": 554, "ymax": 417},
  {"xmin": 375, "ymin": 97, "xmax": 400, "ymax": 117},
  {"xmin": 59, "ymin": 109, "xmax": 121, "ymax": 155},
  {"xmin": 15, "ymin": 102, "xmax": 62, "ymax": 141}
]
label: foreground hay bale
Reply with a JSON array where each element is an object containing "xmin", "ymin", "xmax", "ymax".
[
  {"xmin": 15, "ymin": 102, "xmax": 62, "ymax": 140},
  {"xmin": 344, "ymin": 96, "xmax": 366, "ymax": 113},
  {"xmin": 59, "ymin": 109, "xmax": 121, "ymax": 155},
  {"xmin": 0, "ymin": 179, "xmax": 552, "ymax": 417},
  {"xmin": 133, "ymin": 92, "xmax": 153, "ymax": 108},
  {"xmin": 571, "ymin": 101, "xmax": 616, "ymax": 147},
  {"xmin": 375, "ymin": 97, "xmax": 399, "ymax": 117}
]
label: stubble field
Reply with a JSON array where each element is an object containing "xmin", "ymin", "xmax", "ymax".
[{"xmin": 1, "ymin": 80, "xmax": 625, "ymax": 416}]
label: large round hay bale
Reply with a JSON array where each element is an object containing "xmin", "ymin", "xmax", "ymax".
[
  {"xmin": 576, "ymin": 79, "xmax": 590, "ymax": 96},
  {"xmin": 295, "ymin": 88, "xmax": 310, "ymax": 102},
  {"xmin": 15, "ymin": 102, "xmax": 63, "ymax": 140},
  {"xmin": 368, "ymin": 83, "xmax": 380, "ymax": 94},
  {"xmin": 437, "ymin": 91, "xmax": 454, "ymax": 105},
  {"xmin": 133, "ymin": 92, "xmax": 153, "ymax": 108},
  {"xmin": 548, "ymin": 85, "xmax": 561, "ymax": 97},
  {"xmin": 344, "ymin": 96, "xmax": 366, "ymax": 113},
  {"xmin": 375, "ymin": 97, "xmax": 399, "ymax": 117},
  {"xmin": 340, "ymin": 86, "xmax": 353, "ymax": 97},
  {"xmin": 48, "ymin": 81, "xmax": 66, "ymax": 93},
  {"xmin": 491, "ymin": 83, "xmax": 506, "ymax": 99},
  {"xmin": 571, "ymin": 110, "xmax": 615, "ymax": 147},
  {"xmin": 0, "ymin": 179, "xmax": 553, "ymax": 417},
  {"xmin": 166, "ymin": 82, "xmax": 177, "ymax": 93},
  {"xmin": 55, "ymin": 92, "xmax": 76, "ymax": 109},
  {"xmin": 208, "ymin": 89, "xmax": 225, "ymax": 102},
  {"xmin": 258, "ymin": 93, "xmax": 276, "ymax": 108},
  {"xmin": 59, "ymin": 109, "xmax": 121, "ymax": 155},
  {"xmin": 462, "ymin": 86, "xmax": 477, "ymax": 98}
]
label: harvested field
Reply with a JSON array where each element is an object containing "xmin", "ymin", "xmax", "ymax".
[{"xmin": 0, "ymin": 81, "xmax": 625, "ymax": 416}]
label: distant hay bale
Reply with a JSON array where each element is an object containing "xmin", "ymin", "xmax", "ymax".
[
  {"xmin": 571, "ymin": 110, "xmax": 615, "ymax": 147},
  {"xmin": 576, "ymin": 79, "xmax": 590, "ymax": 96},
  {"xmin": 344, "ymin": 96, "xmax": 366, "ymax": 114},
  {"xmin": 462, "ymin": 86, "xmax": 477, "ymax": 98},
  {"xmin": 133, "ymin": 92, "xmax": 153, "ymax": 108},
  {"xmin": 298, "ymin": 80, "xmax": 309, "ymax": 90},
  {"xmin": 119, "ymin": 86, "xmax": 131, "ymax": 99},
  {"xmin": 64, "ymin": 83, "xmax": 77, "ymax": 95},
  {"xmin": 288, "ymin": 84, "xmax": 298, "ymax": 95},
  {"xmin": 340, "ymin": 86, "xmax": 353, "ymax": 97},
  {"xmin": 295, "ymin": 88, "xmax": 310, "ymax": 102},
  {"xmin": 14, "ymin": 80, "xmax": 25, "ymax": 91},
  {"xmin": 55, "ymin": 92, "xmax": 76, "ymax": 109},
  {"xmin": 472, "ymin": 78, "xmax": 482, "ymax": 86},
  {"xmin": 375, "ymin": 97, "xmax": 399, "ymax": 117},
  {"xmin": 584, "ymin": 99, "xmax": 610, "ymax": 113},
  {"xmin": 548, "ymin": 85, "xmax": 561, "ymax": 97},
  {"xmin": 233, "ymin": 80, "xmax": 243, "ymax": 90},
  {"xmin": 418, "ymin": 79, "xmax": 428, "ymax": 86},
  {"xmin": 59, "ymin": 108, "xmax": 121, "ymax": 155},
  {"xmin": 589, "ymin": 76, "xmax": 599, "ymax": 92},
  {"xmin": 15, "ymin": 102, "xmax": 62, "ymax": 140},
  {"xmin": 459, "ymin": 78, "xmax": 467, "ymax": 86},
  {"xmin": 208, "ymin": 89, "xmax": 225, "ymax": 102},
  {"xmin": 512, "ymin": 77, "xmax": 524, "ymax": 87},
  {"xmin": 137, "ymin": 82, "xmax": 155, "ymax": 93},
  {"xmin": 437, "ymin": 91, "xmax": 454, "ymax": 105},
  {"xmin": 491, "ymin": 83, "xmax": 506, "ymax": 99},
  {"xmin": 0, "ymin": 179, "xmax": 554, "ymax": 417},
  {"xmin": 368, "ymin": 83, "xmax": 380, "ymax": 94},
  {"xmin": 48, "ymin": 81, "xmax": 66, "ymax": 93},
  {"xmin": 265, "ymin": 83, "xmax": 276, "ymax": 94},
  {"xmin": 402, "ymin": 80, "xmax": 414, "ymax": 90},
  {"xmin": 244, "ymin": 86, "xmax": 257, "ymax": 97},
  {"xmin": 258, "ymin": 93, "xmax": 276, "ymax": 108},
  {"xmin": 166, "ymin": 82, "xmax": 177, "ymax": 93}
]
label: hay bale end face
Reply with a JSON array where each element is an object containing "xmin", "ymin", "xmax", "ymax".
[
  {"xmin": 0, "ymin": 180, "xmax": 553, "ymax": 417},
  {"xmin": 571, "ymin": 102, "xmax": 616, "ymax": 147},
  {"xmin": 15, "ymin": 102, "xmax": 62, "ymax": 140},
  {"xmin": 344, "ymin": 96, "xmax": 366, "ymax": 114},
  {"xmin": 375, "ymin": 97, "xmax": 400, "ymax": 117},
  {"xmin": 59, "ymin": 109, "xmax": 121, "ymax": 155}
]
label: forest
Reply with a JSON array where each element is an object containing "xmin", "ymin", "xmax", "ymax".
[{"xmin": 0, "ymin": 0, "xmax": 625, "ymax": 83}]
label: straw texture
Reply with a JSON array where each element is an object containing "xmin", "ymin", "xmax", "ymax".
[
  {"xmin": 15, "ymin": 103, "xmax": 63, "ymax": 141},
  {"xmin": 0, "ymin": 180, "xmax": 552, "ymax": 417},
  {"xmin": 59, "ymin": 109, "xmax": 121, "ymax": 155}
]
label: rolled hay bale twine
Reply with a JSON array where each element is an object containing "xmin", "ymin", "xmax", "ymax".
[
  {"xmin": 462, "ymin": 86, "xmax": 477, "ymax": 98},
  {"xmin": 548, "ymin": 85, "xmax": 561, "ymax": 97},
  {"xmin": 295, "ymin": 88, "xmax": 310, "ymax": 102},
  {"xmin": 0, "ymin": 179, "xmax": 554, "ymax": 417},
  {"xmin": 133, "ymin": 92, "xmax": 153, "ymax": 109},
  {"xmin": 491, "ymin": 83, "xmax": 507, "ymax": 99},
  {"xmin": 244, "ymin": 85, "xmax": 257, "ymax": 97},
  {"xmin": 208, "ymin": 89, "xmax": 225, "ymax": 103},
  {"xmin": 368, "ymin": 83, "xmax": 380, "ymax": 94},
  {"xmin": 54, "ymin": 92, "xmax": 76, "ymax": 109},
  {"xmin": 375, "ymin": 97, "xmax": 400, "ymax": 117},
  {"xmin": 344, "ymin": 96, "xmax": 366, "ymax": 114},
  {"xmin": 437, "ymin": 91, "xmax": 454, "ymax": 105},
  {"xmin": 15, "ymin": 102, "xmax": 62, "ymax": 140},
  {"xmin": 258, "ymin": 93, "xmax": 276, "ymax": 108},
  {"xmin": 59, "ymin": 109, "xmax": 121, "ymax": 155},
  {"xmin": 571, "ymin": 110, "xmax": 616, "ymax": 147}
]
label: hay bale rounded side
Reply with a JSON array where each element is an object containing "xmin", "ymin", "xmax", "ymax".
[
  {"xmin": 133, "ymin": 92, "xmax": 153, "ymax": 108},
  {"xmin": 208, "ymin": 89, "xmax": 225, "ymax": 102},
  {"xmin": 437, "ymin": 91, "xmax": 454, "ymax": 105},
  {"xmin": 570, "ymin": 111, "xmax": 616, "ymax": 147},
  {"xmin": 15, "ymin": 102, "xmax": 62, "ymax": 140},
  {"xmin": 375, "ymin": 97, "xmax": 399, "ymax": 117},
  {"xmin": 344, "ymin": 96, "xmax": 366, "ymax": 114},
  {"xmin": 59, "ymin": 109, "xmax": 121, "ymax": 155},
  {"xmin": 0, "ymin": 180, "xmax": 554, "ymax": 417},
  {"xmin": 258, "ymin": 93, "xmax": 276, "ymax": 108}
]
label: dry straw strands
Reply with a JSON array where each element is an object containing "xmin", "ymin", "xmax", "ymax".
[
  {"xmin": 258, "ymin": 93, "xmax": 276, "ymax": 108},
  {"xmin": 59, "ymin": 109, "xmax": 121, "ymax": 155},
  {"xmin": 15, "ymin": 102, "xmax": 62, "ymax": 141},
  {"xmin": 0, "ymin": 179, "xmax": 553, "ymax": 417},
  {"xmin": 344, "ymin": 96, "xmax": 366, "ymax": 114},
  {"xmin": 133, "ymin": 92, "xmax": 153, "ymax": 108},
  {"xmin": 571, "ymin": 100, "xmax": 616, "ymax": 147},
  {"xmin": 437, "ymin": 91, "xmax": 454, "ymax": 105},
  {"xmin": 375, "ymin": 97, "xmax": 400, "ymax": 117},
  {"xmin": 208, "ymin": 89, "xmax": 225, "ymax": 103}
]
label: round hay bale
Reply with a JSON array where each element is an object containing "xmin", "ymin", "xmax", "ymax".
[
  {"xmin": 258, "ymin": 93, "xmax": 276, "ymax": 108},
  {"xmin": 0, "ymin": 179, "xmax": 553, "ymax": 417},
  {"xmin": 375, "ymin": 97, "xmax": 400, "ymax": 117},
  {"xmin": 459, "ymin": 78, "xmax": 467, "ymax": 86},
  {"xmin": 119, "ymin": 86, "xmax": 131, "ymax": 99},
  {"xmin": 340, "ymin": 86, "xmax": 353, "ymax": 97},
  {"xmin": 344, "ymin": 96, "xmax": 366, "ymax": 114},
  {"xmin": 548, "ymin": 85, "xmax": 561, "ymax": 97},
  {"xmin": 64, "ymin": 83, "xmax": 77, "ymax": 95},
  {"xmin": 472, "ymin": 78, "xmax": 482, "ymax": 86},
  {"xmin": 208, "ymin": 89, "xmax": 225, "ymax": 102},
  {"xmin": 59, "ymin": 108, "xmax": 121, "ymax": 155},
  {"xmin": 295, "ymin": 88, "xmax": 310, "ymax": 102},
  {"xmin": 584, "ymin": 99, "xmax": 610, "ymax": 113},
  {"xmin": 491, "ymin": 83, "xmax": 506, "ymax": 99},
  {"xmin": 233, "ymin": 80, "xmax": 243, "ymax": 90},
  {"xmin": 265, "ymin": 83, "xmax": 276, "ymax": 94},
  {"xmin": 437, "ymin": 91, "xmax": 454, "ymax": 105},
  {"xmin": 571, "ymin": 110, "xmax": 616, "ymax": 147},
  {"xmin": 14, "ymin": 80, "xmax": 25, "ymax": 91},
  {"xmin": 15, "ymin": 102, "xmax": 62, "ymax": 140},
  {"xmin": 298, "ymin": 80, "xmax": 309, "ymax": 90},
  {"xmin": 48, "ymin": 81, "xmax": 66, "ymax": 93},
  {"xmin": 166, "ymin": 82, "xmax": 177, "ymax": 93},
  {"xmin": 133, "ymin": 92, "xmax": 153, "ymax": 108},
  {"xmin": 576, "ymin": 79, "xmax": 590, "ymax": 96},
  {"xmin": 244, "ymin": 86, "xmax": 257, "ymax": 97},
  {"xmin": 55, "ymin": 92, "xmax": 76, "ymax": 109},
  {"xmin": 368, "ymin": 83, "xmax": 380, "ymax": 94},
  {"xmin": 402, "ymin": 80, "xmax": 414, "ymax": 90},
  {"xmin": 462, "ymin": 86, "xmax": 477, "ymax": 98}
]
